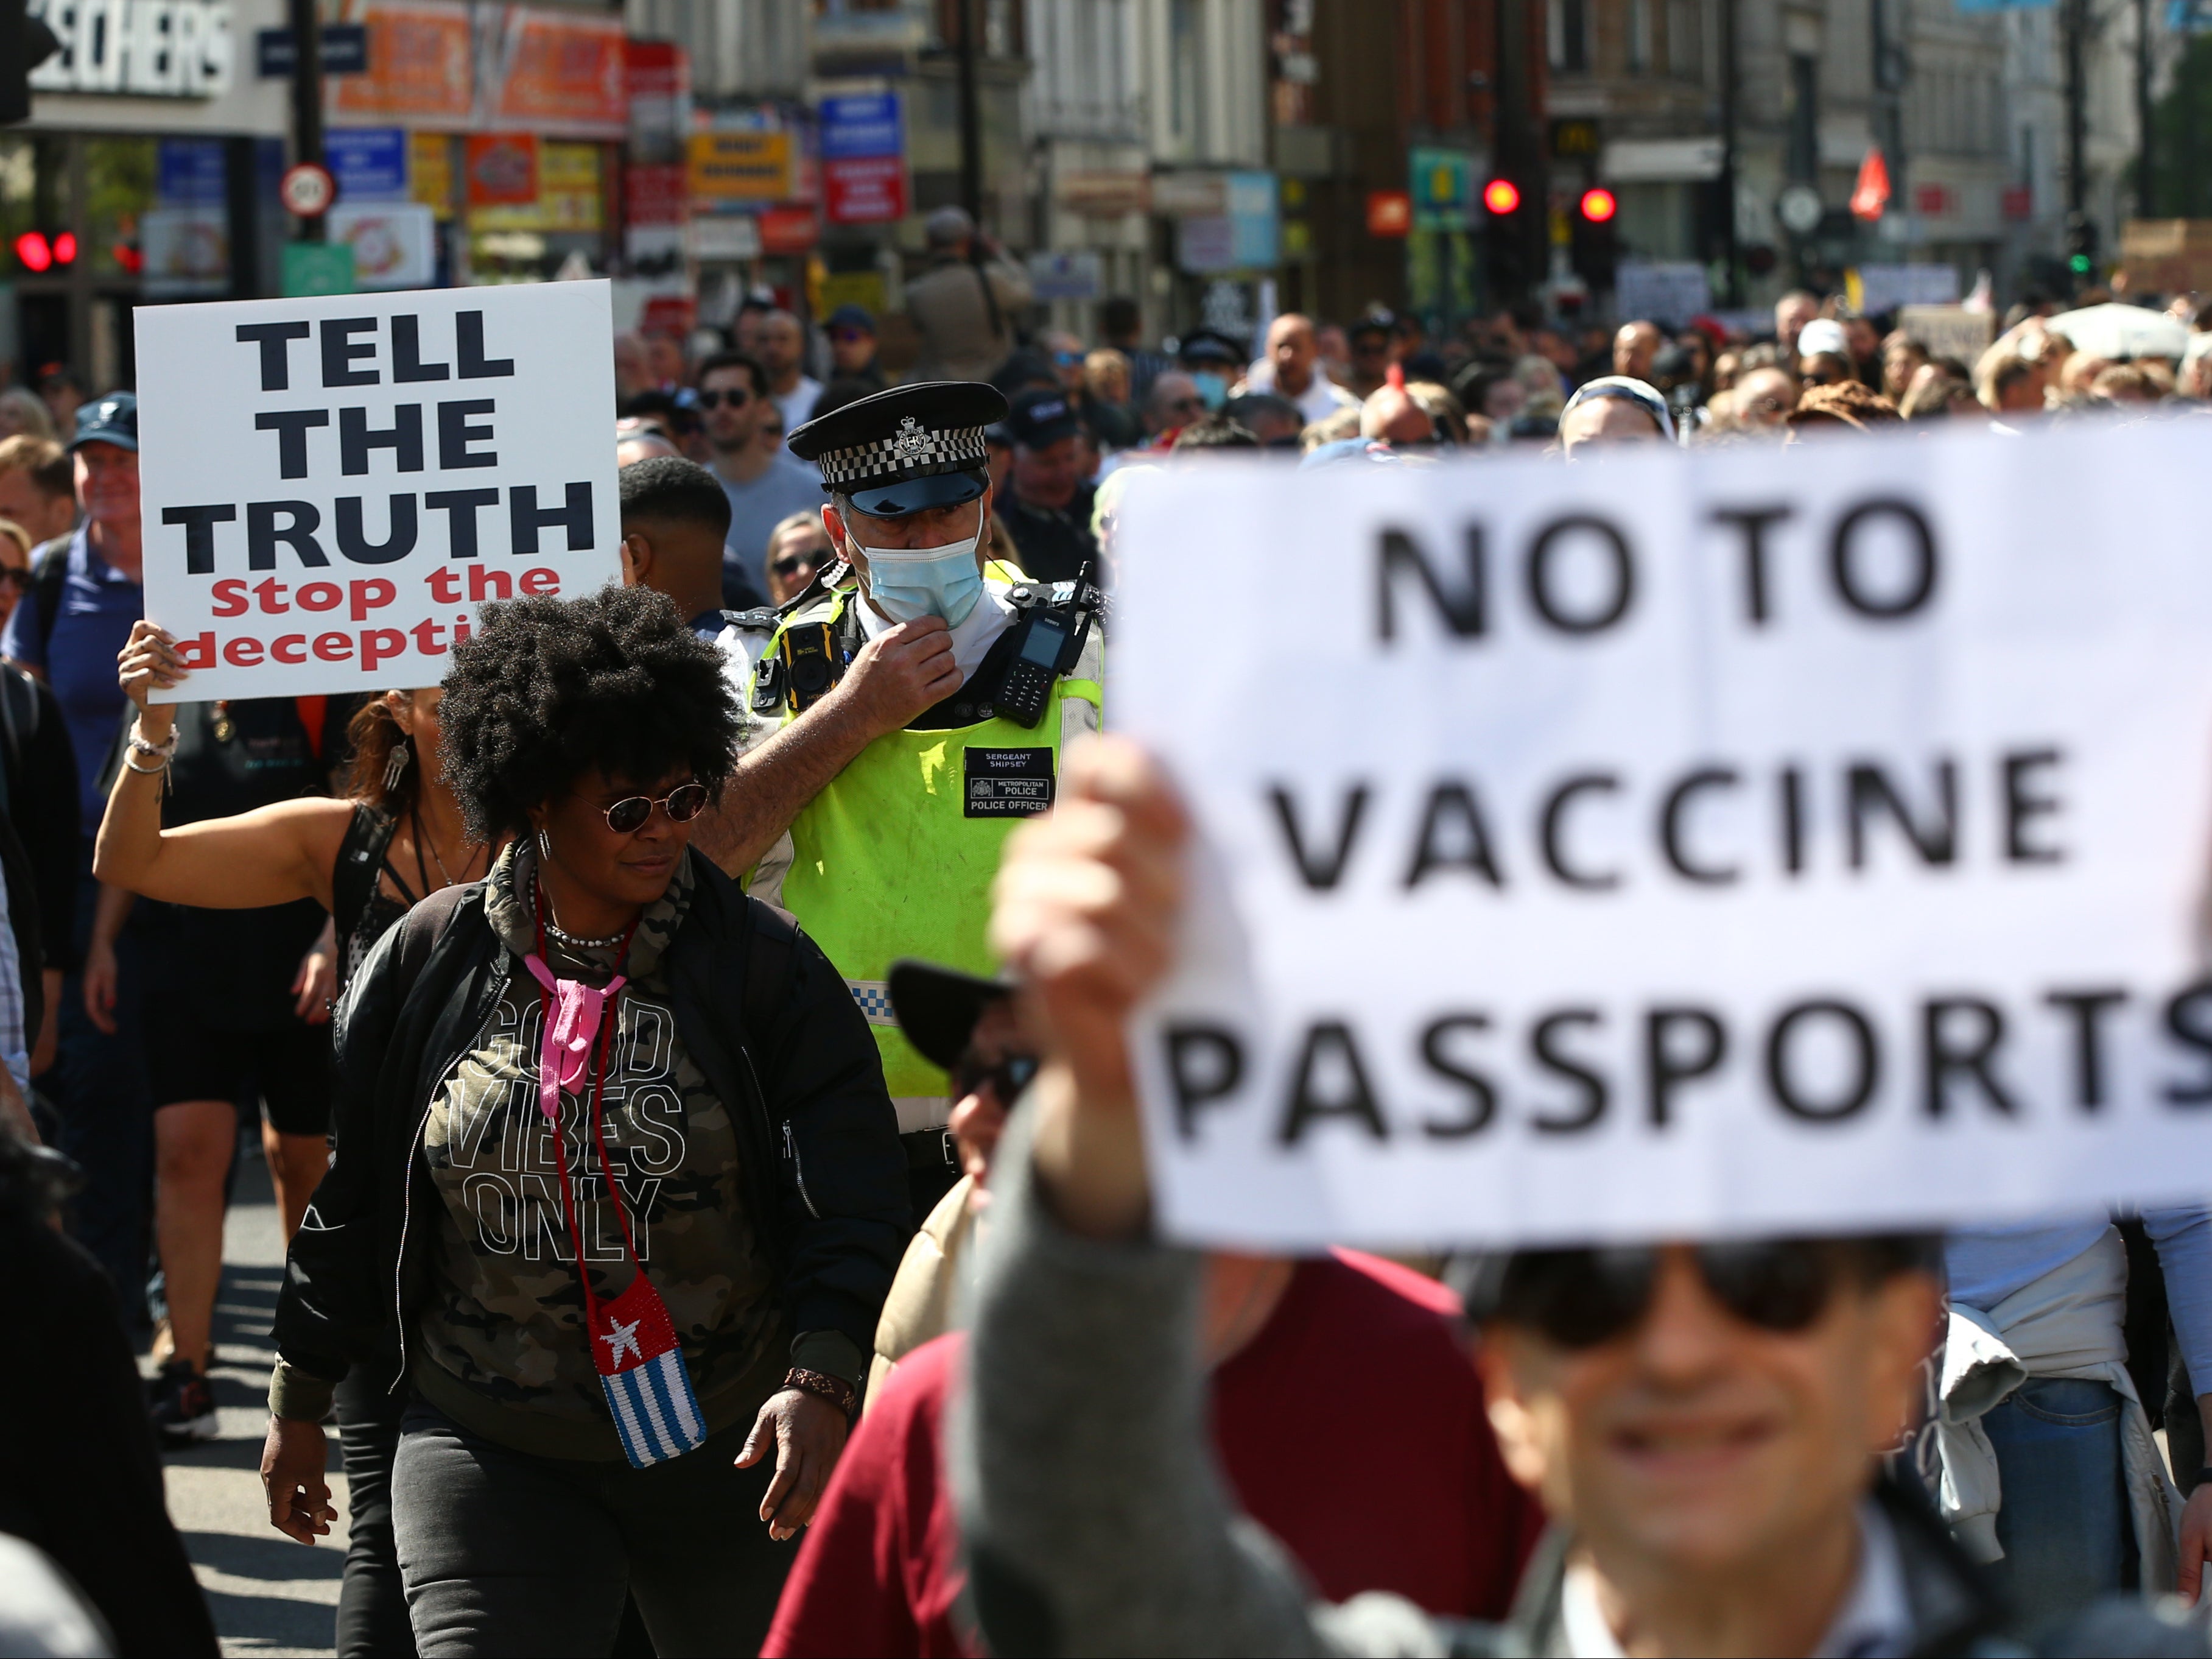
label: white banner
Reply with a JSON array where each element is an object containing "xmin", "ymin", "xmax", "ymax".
[
  {"xmin": 136, "ymin": 281, "xmax": 620, "ymax": 700},
  {"xmin": 1114, "ymin": 422, "xmax": 2212, "ymax": 1249}
]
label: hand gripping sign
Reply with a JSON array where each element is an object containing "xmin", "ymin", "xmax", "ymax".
[
  {"xmin": 135, "ymin": 282, "xmax": 621, "ymax": 699},
  {"xmin": 1112, "ymin": 421, "xmax": 2212, "ymax": 1251}
]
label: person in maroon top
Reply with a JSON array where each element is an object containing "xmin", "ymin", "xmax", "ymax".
[{"xmin": 763, "ymin": 1245, "xmax": 1544, "ymax": 1657}]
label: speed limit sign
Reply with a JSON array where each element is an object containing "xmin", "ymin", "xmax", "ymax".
[{"xmin": 280, "ymin": 163, "xmax": 337, "ymax": 219}]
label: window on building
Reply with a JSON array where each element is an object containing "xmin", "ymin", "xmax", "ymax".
[
  {"xmin": 1629, "ymin": 0, "xmax": 1652, "ymax": 72},
  {"xmin": 1668, "ymin": 0, "xmax": 1701, "ymax": 79},
  {"xmin": 1170, "ymin": 0, "xmax": 1201, "ymax": 151},
  {"xmin": 1787, "ymin": 54, "xmax": 1819, "ymax": 181},
  {"xmin": 1550, "ymin": 0, "xmax": 1589, "ymax": 72}
]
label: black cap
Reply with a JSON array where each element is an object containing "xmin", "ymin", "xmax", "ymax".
[
  {"xmin": 788, "ymin": 381, "xmax": 1006, "ymax": 518},
  {"xmin": 887, "ymin": 959, "xmax": 1011, "ymax": 1071},
  {"xmin": 1178, "ymin": 328, "xmax": 1243, "ymax": 367},
  {"xmin": 1350, "ymin": 308, "xmax": 1397, "ymax": 342},
  {"xmin": 826, "ymin": 303, "xmax": 877, "ymax": 333},
  {"xmin": 1005, "ymin": 388, "xmax": 1082, "ymax": 449},
  {"xmin": 70, "ymin": 391, "xmax": 136, "ymax": 453}
]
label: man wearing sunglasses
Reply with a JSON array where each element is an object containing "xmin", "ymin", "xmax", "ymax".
[
  {"xmin": 699, "ymin": 382, "xmax": 1104, "ymax": 1227},
  {"xmin": 948, "ymin": 737, "xmax": 2207, "ymax": 1659},
  {"xmin": 695, "ymin": 350, "xmax": 826, "ymax": 602}
]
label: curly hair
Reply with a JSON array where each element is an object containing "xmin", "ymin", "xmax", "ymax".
[{"xmin": 437, "ymin": 586, "xmax": 741, "ymax": 842}]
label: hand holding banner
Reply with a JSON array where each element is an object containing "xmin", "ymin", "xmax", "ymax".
[
  {"xmin": 1112, "ymin": 423, "xmax": 2212, "ymax": 1249},
  {"xmin": 135, "ymin": 281, "xmax": 620, "ymax": 700}
]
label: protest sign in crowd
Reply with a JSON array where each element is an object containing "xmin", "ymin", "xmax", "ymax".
[{"xmin": 16, "ymin": 256, "xmax": 2212, "ymax": 1659}]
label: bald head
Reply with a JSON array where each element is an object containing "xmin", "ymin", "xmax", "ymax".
[
  {"xmin": 1360, "ymin": 386, "xmax": 1436, "ymax": 446},
  {"xmin": 1267, "ymin": 313, "xmax": 1320, "ymax": 395},
  {"xmin": 1613, "ymin": 321, "xmax": 1663, "ymax": 382}
]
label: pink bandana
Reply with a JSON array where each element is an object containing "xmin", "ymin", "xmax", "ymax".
[{"xmin": 522, "ymin": 953, "xmax": 626, "ymax": 1125}]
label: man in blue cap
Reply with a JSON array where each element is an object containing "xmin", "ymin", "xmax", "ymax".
[
  {"xmin": 1, "ymin": 392, "xmax": 155, "ymax": 1328},
  {"xmin": 998, "ymin": 387, "xmax": 1097, "ymax": 583},
  {"xmin": 827, "ymin": 304, "xmax": 885, "ymax": 395},
  {"xmin": 697, "ymin": 381, "xmax": 1104, "ymax": 1222}
]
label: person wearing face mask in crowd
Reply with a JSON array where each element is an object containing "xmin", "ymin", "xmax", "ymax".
[
  {"xmin": 1177, "ymin": 330, "xmax": 1244, "ymax": 415},
  {"xmin": 696, "ymin": 384, "xmax": 1105, "ymax": 1222}
]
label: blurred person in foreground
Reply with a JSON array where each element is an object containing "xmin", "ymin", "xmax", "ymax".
[
  {"xmin": 762, "ymin": 960, "xmax": 1547, "ymax": 1658},
  {"xmin": 1729, "ymin": 363, "xmax": 1799, "ymax": 431},
  {"xmin": 1556, "ymin": 377, "xmax": 1673, "ymax": 458},
  {"xmin": 950, "ymin": 737, "xmax": 2212, "ymax": 1659},
  {"xmin": 1360, "ymin": 384, "xmax": 1439, "ymax": 448}
]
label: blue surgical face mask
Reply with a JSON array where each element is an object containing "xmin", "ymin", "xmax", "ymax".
[
  {"xmin": 857, "ymin": 522, "xmax": 986, "ymax": 627},
  {"xmin": 1192, "ymin": 370, "xmax": 1229, "ymax": 411}
]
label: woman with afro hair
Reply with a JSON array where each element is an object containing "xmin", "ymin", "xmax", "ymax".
[{"xmin": 260, "ymin": 585, "xmax": 910, "ymax": 1657}]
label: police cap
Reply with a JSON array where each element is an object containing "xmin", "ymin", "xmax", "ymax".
[{"xmin": 787, "ymin": 381, "xmax": 1008, "ymax": 518}]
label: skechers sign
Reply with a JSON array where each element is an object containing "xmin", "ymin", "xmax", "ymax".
[{"xmin": 30, "ymin": 0, "xmax": 235, "ymax": 98}]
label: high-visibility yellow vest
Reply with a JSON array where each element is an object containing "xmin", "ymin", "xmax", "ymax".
[{"xmin": 745, "ymin": 577, "xmax": 1104, "ymax": 1127}]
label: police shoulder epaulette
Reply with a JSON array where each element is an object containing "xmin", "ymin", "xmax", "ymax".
[{"xmin": 720, "ymin": 607, "xmax": 781, "ymax": 634}]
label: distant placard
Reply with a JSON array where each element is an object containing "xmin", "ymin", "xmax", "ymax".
[
  {"xmin": 135, "ymin": 283, "xmax": 620, "ymax": 699},
  {"xmin": 1613, "ymin": 261, "xmax": 1712, "ymax": 327},
  {"xmin": 1114, "ymin": 424, "xmax": 2212, "ymax": 1249},
  {"xmin": 1898, "ymin": 305, "xmax": 1996, "ymax": 365}
]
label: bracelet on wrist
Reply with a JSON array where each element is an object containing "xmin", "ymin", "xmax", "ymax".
[
  {"xmin": 127, "ymin": 720, "xmax": 180, "ymax": 759},
  {"xmin": 784, "ymin": 1366, "xmax": 858, "ymax": 1423},
  {"xmin": 121, "ymin": 748, "xmax": 170, "ymax": 776}
]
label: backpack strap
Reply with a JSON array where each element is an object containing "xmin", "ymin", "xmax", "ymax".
[{"xmin": 29, "ymin": 540, "xmax": 68, "ymax": 664}]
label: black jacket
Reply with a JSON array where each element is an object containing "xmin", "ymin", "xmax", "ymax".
[
  {"xmin": 273, "ymin": 858, "xmax": 910, "ymax": 1392},
  {"xmin": 0, "ymin": 661, "xmax": 80, "ymax": 973}
]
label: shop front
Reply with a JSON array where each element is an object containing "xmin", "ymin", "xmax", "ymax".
[{"xmin": 12, "ymin": 0, "xmax": 290, "ymax": 392}]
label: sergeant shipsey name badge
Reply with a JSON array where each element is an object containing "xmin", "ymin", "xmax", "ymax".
[
  {"xmin": 1113, "ymin": 421, "xmax": 2212, "ymax": 1252},
  {"xmin": 966, "ymin": 747, "xmax": 1055, "ymax": 817}
]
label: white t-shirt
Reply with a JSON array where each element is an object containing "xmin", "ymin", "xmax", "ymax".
[
  {"xmin": 775, "ymin": 376, "xmax": 824, "ymax": 431},
  {"xmin": 1237, "ymin": 359, "xmax": 1358, "ymax": 425}
]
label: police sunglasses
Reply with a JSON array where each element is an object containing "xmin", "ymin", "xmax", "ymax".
[
  {"xmin": 950, "ymin": 1052, "xmax": 1039, "ymax": 1103},
  {"xmin": 1486, "ymin": 1239, "xmax": 1887, "ymax": 1349},
  {"xmin": 600, "ymin": 783, "xmax": 711, "ymax": 835},
  {"xmin": 695, "ymin": 388, "xmax": 751, "ymax": 410}
]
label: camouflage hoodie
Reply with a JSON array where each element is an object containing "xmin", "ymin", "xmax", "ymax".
[{"xmin": 412, "ymin": 840, "xmax": 781, "ymax": 1459}]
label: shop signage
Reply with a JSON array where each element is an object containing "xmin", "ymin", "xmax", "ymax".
[
  {"xmin": 29, "ymin": 0, "xmax": 235, "ymax": 97},
  {"xmin": 136, "ymin": 283, "xmax": 620, "ymax": 699},
  {"xmin": 329, "ymin": 0, "xmax": 472, "ymax": 127},
  {"xmin": 326, "ymin": 129, "xmax": 409, "ymax": 202},
  {"xmin": 820, "ymin": 91, "xmax": 907, "ymax": 225},
  {"xmin": 757, "ymin": 205, "xmax": 819, "ymax": 255},
  {"xmin": 688, "ymin": 131, "xmax": 794, "ymax": 206},
  {"xmin": 465, "ymin": 133, "xmax": 538, "ymax": 208},
  {"xmin": 482, "ymin": 7, "xmax": 627, "ymax": 138},
  {"xmin": 1027, "ymin": 250, "xmax": 1101, "ymax": 301},
  {"xmin": 328, "ymin": 202, "xmax": 438, "ymax": 290}
]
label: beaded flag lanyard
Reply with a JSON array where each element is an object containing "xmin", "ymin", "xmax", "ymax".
[{"xmin": 527, "ymin": 883, "xmax": 707, "ymax": 1469}]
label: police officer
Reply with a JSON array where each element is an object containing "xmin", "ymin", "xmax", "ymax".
[{"xmin": 698, "ymin": 383, "xmax": 1103, "ymax": 1216}]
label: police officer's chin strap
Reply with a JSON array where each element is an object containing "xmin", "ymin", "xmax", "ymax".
[{"xmin": 849, "ymin": 518, "xmax": 988, "ymax": 629}]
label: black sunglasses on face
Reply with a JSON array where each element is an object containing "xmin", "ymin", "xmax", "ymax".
[
  {"xmin": 599, "ymin": 782, "xmax": 710, "ymax": 835},
  {"xmin": 1494, "ymin": 1239, "xmax": 1869, "ymax": 1349},
  {"xmin": 695, "ymin": 388, "xmax": 751, "ymax": 410},
  {"xmin": 950, "ymin": 1052, "xmax": 1039, "ymax": 1102},
  {"xmin": 771, "ymin": 555, "xmax": 814, "ymax": 579},
  {"xmin": 0, "ymin": 568, "xmax": 29, "ymax": 591}
]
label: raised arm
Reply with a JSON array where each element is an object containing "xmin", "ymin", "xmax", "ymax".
[
  {"xmin": 691, "ymin": 614, "xmax": 960, "ymax": 876},
  {"xmin": 92, "ymin": 621, "xmax": 351, "ymax": 911}
]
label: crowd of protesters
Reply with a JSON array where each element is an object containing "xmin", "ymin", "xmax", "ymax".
[{"xmin": 9, "ymin": 222, "xmax": 2212, "ymax": 1658}]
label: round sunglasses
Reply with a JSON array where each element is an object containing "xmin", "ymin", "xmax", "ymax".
[{"xmin": 599, "ymin": 782, "xmax": 710, "ymax": 835}]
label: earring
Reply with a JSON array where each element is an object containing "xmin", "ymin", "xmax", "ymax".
[
  {"xmin": 538, "ymin": 828, "xmax": 552, "ymax": 862},
  {"xmin": 382, "ymin": 738, "xmax": 412, "ymax": 794}
]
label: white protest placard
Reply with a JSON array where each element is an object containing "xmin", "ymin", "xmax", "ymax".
[
  {"xmin": 136, "ymin": 281, "xmax": 621, "ymax": 700},
  {"xmin": 1114, "ymin": 422, "xmax": 2212, "ymax": 1250}
]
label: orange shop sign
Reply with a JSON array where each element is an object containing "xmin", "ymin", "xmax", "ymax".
[
  {"xmin": 329, "ymin": 0, "xmax": 474, "ymax": 126},
  {"xmin": 483, "ymin": 6, "xmax": 628, "ymax": 137},
  {"xmin": 757, "ymin": 205, "xmax": 819, "ymax": 255},
  {"xmin": 466, "ymin": 134, "xmax": 539, "ymax": 207},
  {"xmin": 1366, "ymin": 190, "xmax": 1413, "ymax": 238}
]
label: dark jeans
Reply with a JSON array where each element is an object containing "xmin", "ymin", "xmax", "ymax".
[
  {"xmin": 46, "ymin": 862, "xmax": 151, "ymax": 1326},
  {"xmin": 335, "ymin": 1364, "xmax": 416, "ymax": 1659},
  {"xmin": 1982, "ymin": 1375, "xmax": 2133, "ymax": 1629},
  {"xmin": 391, "ymin": 1401, "xmax": 796, "ymax": 1658}
]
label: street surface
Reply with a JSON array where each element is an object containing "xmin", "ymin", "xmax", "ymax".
[{"xmin": 147, "ymin": 1150, "xmax": 344, "ymax": 1658}]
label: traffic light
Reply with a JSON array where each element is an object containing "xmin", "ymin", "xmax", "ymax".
[
  {"xmin": 2064, "ymin": 212, "xmax": 2099, "ymax": 282},
  {"xmin": 13, "ymin": 229, "xmax": 72, "ymax": 272},
  {"xmin": 1571, "ymin": 184, "xmax": 1619, "ymax": 292},
  {"xmin": 2, "ymin": 0, "xmax": 65, "ymax": 126},
  {"xmin": 1482, "ymin": 177, "xmax": 1533, "ymax": 301}
]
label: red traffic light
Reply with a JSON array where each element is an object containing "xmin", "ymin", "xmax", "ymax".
[
  {"xmin": 1482, "ymin": 178, "xmax": 1522, "ymax": 216},
  {"xmin": 13, "ymin": 231, "xmax": 51, "ymax": 273},
  {"xmin": 1579, "ymin": 187, "xmax": 1618, "ymax": 223},
  {"xmin": 52, "ymin": 231, "xmax": 77, "ymax": 264}
]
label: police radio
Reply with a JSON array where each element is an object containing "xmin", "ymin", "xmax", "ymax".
[{"xmin": 995, "ymin": 563, "xmax": 1104, "ymax": 728}]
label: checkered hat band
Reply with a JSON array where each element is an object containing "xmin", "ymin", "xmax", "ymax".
[{"xmin": 818, "ymin": 424, "xmax": 989, "ymax": 487}]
